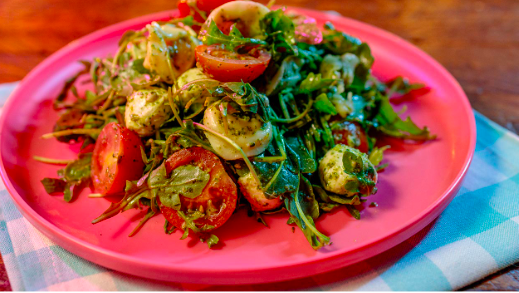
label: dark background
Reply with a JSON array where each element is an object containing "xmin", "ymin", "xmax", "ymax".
[{"xmin": 0, "ymin": 0, "xmax": 518, "ymax": 290}]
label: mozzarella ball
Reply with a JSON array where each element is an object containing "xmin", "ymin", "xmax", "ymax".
[
  {"xmin": 125, "ymin": 88, "xmax": 172, "ymax": 137},
  {"xmin": 144, "ymin": 22, "xmax": 200, "ymax": 83},
  {"xmin": 202, "ymin": 1, "xmax": 270, "ymax": 38},
  {"xmin": 176, "ymin": 68, "xmax": 211, "ymax": 117},
  {"xmin": 319, "ymin": 144, "xmax": 377, "ymax": 196},
  {"xmin": 203, "ymin": 105, "xmax": 272, "ymax": 160}
]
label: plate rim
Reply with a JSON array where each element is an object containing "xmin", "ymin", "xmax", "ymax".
[{"xmin": 0, "ymin": 7, "xmax": 476, "ymax": 284}]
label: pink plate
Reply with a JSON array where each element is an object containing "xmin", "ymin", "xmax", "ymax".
[{"xmin": 0, "ymin": 8, "xmax": 475, "ymax": 284}]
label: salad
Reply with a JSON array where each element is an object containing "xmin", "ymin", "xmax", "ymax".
[{"xmin": 37, "ymin": 0, "xmax": 434, "ymax": 250}]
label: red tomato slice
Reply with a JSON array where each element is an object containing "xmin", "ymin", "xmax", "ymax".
[
  {"xmin": 158, "ymin": 147, "xmax": 237, "ymax": 231},
  {"xmin": 292, "ymin": 14, "xmax": 323, "ymax": 45},
  {"xmin": 332, "ymin": 121, "xmax": 369, "ymax": 153},
  {"xmin": 195, "ymin": 44, "xmax": 271, "ymax": 83},
  {"xmin": 91, "ymin": 122, "xmax": 145, "ymax": 195}
]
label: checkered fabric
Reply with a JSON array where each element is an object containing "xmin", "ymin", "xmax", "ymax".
[{"xmin": 0, "ymin": 82, "xmax": 518, "ymax": 290}]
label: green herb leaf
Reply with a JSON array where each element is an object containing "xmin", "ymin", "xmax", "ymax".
[
  {"xmin": 285, "ymin": 135, "xmax": 317, "ymax": 173},
  {"xmin": 299, "ymin": 73, "xmax": 336, "ymax": 94},
  {"xmin": 260, "ymin": 9, "xmax": 297, "ymax": 62},
  {"xmin": 200, "ymin": 21, "xmax": 267, "ymax": 51},
  {"xmin": 346, "ymin": 205, "xmax": 361, "ymax": 220},
  {"xmin": 314, "ymin": 93, "xmax": 338, "ymax": 115},
  {"xmin": 385, "ymin": 76, "xmax": 425, "ymax": 96},
  {"xmin": 251, "ymin": 154, "xmax": 299, "ymax": 199},
  {"xmin": 322, "ymin": 22, "xmax": 362, "ymax": 55},
  {"xmin": 41, "ymin": 178, "xmax": 66, "ymax": 194},
  {"xmin": 42, "ymin": 153, "xmax": 92, "ymax": 202},
  {"xmin": 152, "ymin": 163, "xmax": 210, "ymax": 210},
  {"xmin": 204, "ymin": 234, "xmax": 220, "ymax": 248},
  {"xmin": 375, "ymin": 96, "xmax": 435, "ymax": 140},
  {"xmin": 368, "ymin": 146, "xmax": 390, "ymax": 166},
  {"xmin": 285, "ymin": 176, "xmax": 330, "ymax": 250},
  {"xmin": 174, "ymin": 120, "xmax": 214, "ymax": 151},
  {"xmin": 328, "ymin": 194, "xmax": 361, "ymax": 205},
  {"xmin": 131, "ymin": 58, "xmax": 151, "ymax": 74},
  {"xmin": 62, "ymin": 153, "xmax": 92, "ymax": 182}
]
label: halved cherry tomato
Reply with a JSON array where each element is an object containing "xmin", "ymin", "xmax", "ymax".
[
  {"xmin": 91, "ymin": 122, "xmax": 145, "ymax": 195},
  {"xmin": 159, "ymin": 147, "xmax": 237, "ymax": 231},
  {"xmin": 195, "ymin": 44, "xmax": 271, "ymax": 83},
  {"xmin": 292, "ymin": 14, "xmax": 323, "ymax": 45},
  {"xmin": 178, "ymin": 0, "xmax": 235, "ymax": 24},
  {"xmin": 332, "ymin": 121, "xmax": 369, "ymax": 153}
]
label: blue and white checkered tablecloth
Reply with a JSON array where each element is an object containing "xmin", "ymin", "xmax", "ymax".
[{"xmin": 0, "ymin": 81, "xmax": 518, "ymax": 290}]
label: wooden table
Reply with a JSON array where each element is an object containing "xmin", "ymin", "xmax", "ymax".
[{"xmin": 0, "ymin": 0, "xmax": 518, "ymax": 290}]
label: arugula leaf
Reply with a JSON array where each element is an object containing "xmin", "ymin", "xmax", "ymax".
[
  {"xmin": 284, "ymin": 135, "xmax": 317, "ymax": 173},
  {"xmin": 375, "ymin": 96, "xmax": 435, "ymax": 140},
  {"xmin": 328, "ymin": 194, "xmax": 361, "ymax": 205},
  {"xmin": 260, "ymin": 9, "xmax": 297, "ymax": 62},
  {"xmin": 164, "ymin": 219, "xmax": 176, "ymax": 235},
  {"xmin": 40, "ymin": 178, "xmax": 66, "ymax": 194},
  {"xmin": 54, "ymin": 61, "xmax": 91, "ymax": 107},
  {"xmin": 298, "ymin": 73, "xmax": 336, "ymax": 94},
  {"xmin": 385, "ymin": 76, "xmax": 425, "ymax": 96},
  {"xmin": 176, "ymin": 210, "xmax": 220, "ymax": 248},
  {"xmin": 60, "ymin": 153, "xmax": 92, "ymax": 182},
  {"xmin": 204, "ymin": 234, "xmax": 220, "ymax": 248},
  {"xmin": 285, "ymin": 176, "xmax": 330, "ymax": 250},
  {"xmin": 322, "ymin": 22, "xmax": 362, "ymax": 55},
  {"xmin": 265, "ymin": 56, "xmax": 303, "ymax": 96},
  {"xmin": 346, "ymin": 205, "xmax": 361, "ymax": 220},
  {"xmin": 131, "ymin": 58, "xmax": 151, "ymax": 75},
  {"xmin": 152, "ymin": 163, "xmax": 210, "ymax": 210},
  {"xmin": 313, "ymin": 184, "xmax": 362, "ymax": 217},
  {"xmin": 251, "ymin": 153, "xmax": 299, "ymax": 199},
  {"xmin": 368, "ymin": 146, "xmax": 390, "ymax": 166},
  {"xmin": 40, "ymin": 153, "xmax": 92, "ymax": 202},
  {"xmin": 314, "ymin": 93, "xmax": 338, "ymax": 115},
  {"xmin": 350, "ymin": 43, "xmax": 374, "ymax": 88},
  {"xmin": 173, "ymin": 120, "xmax": 214, "ymax": 151},
  {"xmin": 222, "ymin": 82, "xmax": 270, "ymax": 121},
  {"xmin": 200, "ymin": 21, "xmax": 267, "ymax": 51},
  {"xmin": 296, "ymin": 42, "xmax": 324, "ymax": 71}
]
